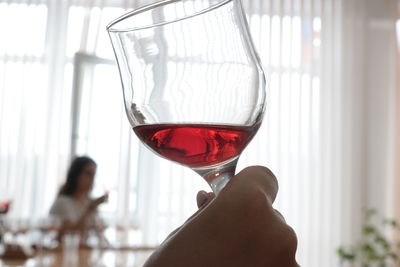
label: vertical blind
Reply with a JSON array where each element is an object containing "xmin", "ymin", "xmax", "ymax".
[
  {"xmin": 0, "ymin": 0, "xmax": 398, "ymax": 266},
  {"xmin": 242, "ymin": 0, "xmax": 325, "ymax": 264}
]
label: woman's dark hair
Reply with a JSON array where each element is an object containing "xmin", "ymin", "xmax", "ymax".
[{"xmin": 59, "ymin": 156, "xmax": 96, "ymax": 196}]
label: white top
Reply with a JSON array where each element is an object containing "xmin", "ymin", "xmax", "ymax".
[{"xmin": 49, "ymin": 195, "xmax": 97, "ymax": 227}]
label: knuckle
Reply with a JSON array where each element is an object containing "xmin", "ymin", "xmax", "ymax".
[
  {"xmin": 235, "ymin": 187, "xmax": 272, "ymax": 222},
  {"xmin": 238, "ymin": 166, "xmax": 279, "ymax": 193},
  {"xmin": 279, "ymin": 224, "xmax": 298, "ymax": 257}
]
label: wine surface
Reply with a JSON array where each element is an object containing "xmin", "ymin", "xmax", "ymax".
[{"xmin": 134, "ymin": 123, "xmax": 257, "ymax": 168}]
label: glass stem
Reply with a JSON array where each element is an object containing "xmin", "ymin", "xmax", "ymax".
[{"xmin": 193, "ymin": 157, "xmax": 239, "ymax": 194}]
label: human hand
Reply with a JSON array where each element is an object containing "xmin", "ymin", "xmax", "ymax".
[
  {"xmin": 89, "ymin": 194, "xmax": 108, "ymax": 210},
  {"xmin": 144, "ymin": 166, "xmax": 299, "ymax": 267}
]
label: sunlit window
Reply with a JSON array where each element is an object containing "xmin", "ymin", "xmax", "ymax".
[
  {"xmin": 64, "ymin": 2, "xmax": 324, "ymax": 246},
  {"xmin": 0, "ymin": 0, "xmax": 324, "ymax": 263}
]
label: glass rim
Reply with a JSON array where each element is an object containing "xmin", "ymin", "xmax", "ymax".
[{"xmin": 106, "ymin": 0, "xmax": 233, "ymax": 33}]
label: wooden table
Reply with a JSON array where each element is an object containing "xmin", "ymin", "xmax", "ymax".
[{"xmin": 0, "ymin": 246, "xmax": 155, "ymax": 266}]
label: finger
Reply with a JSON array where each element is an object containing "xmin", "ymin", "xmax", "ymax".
[
  {"xmin": 196, "ymin": 191, "xmax": 215, "ymax": 209},
  {"xmin": 274, "ymin": 209, "xmax": 286, "ymax": 223},
  {"xmin": 196, "ymin": 190, "xmax": 208, "ymax": 208},
  {"xmin": 205, "ymin": 192, "xmax": 215, "ymax": 206},
  {"xmin": 163, "ymin": 226, "xmax": 181, "ymax": 244},
  {"xmin": 189, "ymin": 192, "xmax": 214, "ymax": 223},
  {"xmin": 164, "ymin": 191, "xmax": 215, "ymax": 244},
  {"xmin": 235, "ymin": 166, "xmax": 279, "ymax": 203}
]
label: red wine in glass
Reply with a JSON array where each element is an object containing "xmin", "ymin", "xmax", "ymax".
[{"xmin": 134, "ymin": 124, "xmax": 259, "ymax": 169}]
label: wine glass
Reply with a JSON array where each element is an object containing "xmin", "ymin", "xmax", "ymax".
[{"xmin": 107, "ymin": 0, "xmax": 266, "ymax": 193}]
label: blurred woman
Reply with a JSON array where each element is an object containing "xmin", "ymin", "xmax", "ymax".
[{"xmin": 49, "ymin": 156, "xmax": 108, "ymax": 246}]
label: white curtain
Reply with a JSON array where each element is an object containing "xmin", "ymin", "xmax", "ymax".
[
  {"xmin": 0, "ymin": 0, "xmax": 399, "ymax": 266},
  {"xmin": 396, "ymin": 3, "xmax": 400, "ymax": 244}
]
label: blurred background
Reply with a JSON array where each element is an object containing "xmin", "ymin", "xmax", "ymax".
[{"xmin": 0, "ymin": 0, "xmax": 399, "ymax": 266}]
